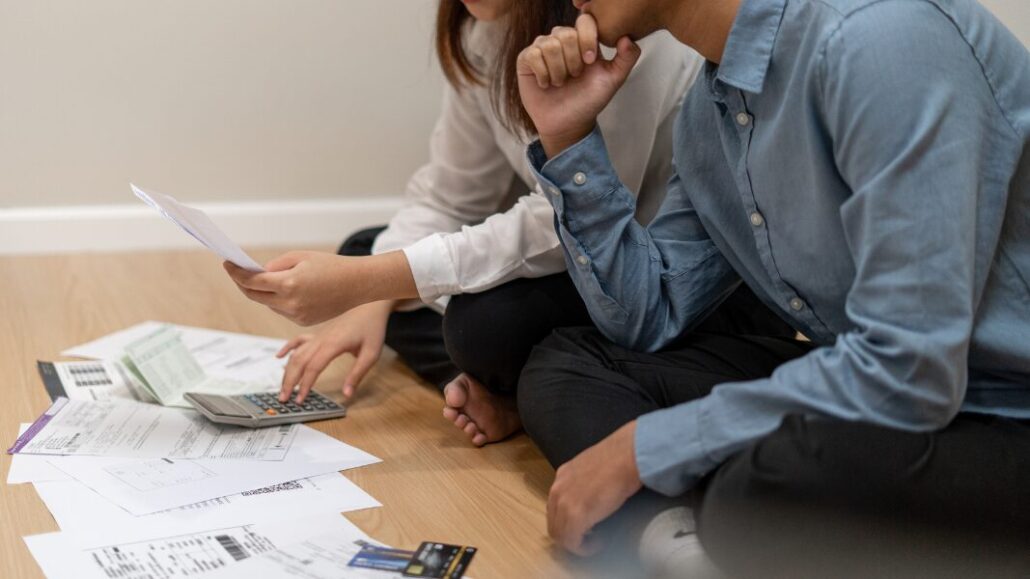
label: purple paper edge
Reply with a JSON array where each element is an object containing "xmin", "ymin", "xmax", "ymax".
[{"xmin": 7, "ymin": 397, "xmax": 68, "ymax": 454}]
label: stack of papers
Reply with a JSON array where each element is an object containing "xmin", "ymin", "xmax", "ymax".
[
  {"xmin": 62, "ymin": 320, "xmax": 288, "ymax": 389},
  {"xmin": 25, "ymin": 515, "xmax": 402, "ymax": 579},
  {"xmin": 9, "ymin": 324, "xmax": 391, "ymax": 579},
  {"xmin": 43, "ymin": 322, "xmax": 285, "ymax": 407}
]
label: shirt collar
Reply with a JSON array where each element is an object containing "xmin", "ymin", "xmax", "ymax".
[{"xmin": 715, "ymin": 0, "xmax": 788, "ymax": 94}]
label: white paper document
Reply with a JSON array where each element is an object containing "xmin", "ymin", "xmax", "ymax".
[
  {"xmin": 8, "ymin": 398, "xmax": 296, "ymax": 461},
  {"xmin": 25, "ymin": 514, "xmax": 357, "ymax": 579},
  {"xmin": 132, "ymin": 183, "xmax": 264, "ymax": 271},
  {"xmin": 6, "ymin": 424, "xmax": 71, "ymax": 484},
  {"xmin": 62, "ymin": 321, "xmax": 287, "ymax": 391},
  {"xmin": 37, "ymin": 360, "xmax": 152, "ymax": 403},
  {"xmin": 211, "ymin": 518, "xmax": 403, "ymax": 579},
  {"xmin": 34, "ymin": 472, "xmax": 380, "ymax": 536},
  {"xmin": 41, "ymin": 424, "xmax": 379, "ymax": 515}
]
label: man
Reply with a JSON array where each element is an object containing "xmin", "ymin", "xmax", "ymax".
[{"xmin": 514, "ymin": 0, "xmax": 1030, "ymax": 575}]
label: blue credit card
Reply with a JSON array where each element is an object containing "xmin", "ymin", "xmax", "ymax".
[{"xmin": 348, "ymin": 543, "xmax": 416, "ymax": 572}]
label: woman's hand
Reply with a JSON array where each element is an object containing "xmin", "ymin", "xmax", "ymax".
[
  {"xmin": 224, "ymin": 250, "xmax": 417, "ymax": 327},
  {"xmin": 517, "ymin": 13, "xmax": 641, "ymax": 158},
  {"xmin": 275, "ymin": 300, "xmax": 394, "ymax": 403}
]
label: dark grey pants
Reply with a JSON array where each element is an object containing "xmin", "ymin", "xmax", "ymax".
[{"xmin": 518, "ymin": 327, "xmax": 1030, "ymax": 578}]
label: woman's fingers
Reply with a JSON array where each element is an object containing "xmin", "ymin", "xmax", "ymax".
[
  {"xmin": 276, "ymin": 334, "xmax": 311, "ymax": 358},
  {"xmin": 294, "ymin": 350, "xmax": 335, "ymax": 404},
  {"xmin": 240, "ymin": 286, "xmax": 280, "ymax": 308},
  {"xmin": 343, "ymin": 343, "xmax": 382, "ymax": 398},
  {"xmin": 224, "ymin": 261, "xmax": 279, "ymax": 292},
  {"xmin": 279, "ymin": 346, "xmax": 311, "ymax": 402}
]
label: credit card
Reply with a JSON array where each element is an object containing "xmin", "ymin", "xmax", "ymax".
[
  {"xmin": 403, "ymin": 542, "xmax": 477, "ymax": 579},
  {"xmin": 348, "ymin": 542, "xmax": 416, "ymax": 572}
]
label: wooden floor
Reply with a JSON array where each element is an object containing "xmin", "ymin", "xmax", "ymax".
[{"xmin": 0, "ymin": 248, "xmax": 580, "ymax": 579}]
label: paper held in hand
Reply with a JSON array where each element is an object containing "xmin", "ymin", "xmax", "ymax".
[{"xmin": 131, "ymin": 183, "xmax": 264, "ymax": 271}]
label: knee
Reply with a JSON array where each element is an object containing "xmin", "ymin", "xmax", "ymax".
[
  {"xmin": 443, "ymin": 289, "xmax": 568, "ymax": 392},
  {"xmin": 697, "ymin": 416, "xmax": 914, "ymax": 577},
  {"xmin": 440, "ymin": 291, "xmax": 492, "ymax": 375},
  {"xmin": 516, "ymin": 328, "xmax": 614, "ymax": 466},
  {"xmin": 337, "ymin": 226, "xmax": 385, "ymax": 256},
  {"xmin": 516, "ymin": 327, "xmax": 607, "ymax": 407},
  {"xmin": 695, "ymin": 415, "xmax": 826, "ymax": 576}
]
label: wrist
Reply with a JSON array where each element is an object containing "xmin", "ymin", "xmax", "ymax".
[
  {"xmin": 621, "ymin": 420, "xmax": 643, "ymax": 489},
  {"xmin": 362, "ymin": 252, "xmax": 419, "ymax": 303},
  {"xmin": 539, "ymin": 122, "xmax": 597, "ymax": 160},
  {"xmin": 349, "ymin": 299, "xmax": 395, "ymax": 317}
]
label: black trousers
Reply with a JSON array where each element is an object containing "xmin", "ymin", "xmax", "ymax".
[
  {"xmin": 339, "ymin": 227, "xmax": 592, "ymax": 391},
  {"xmin": 518, "ymin": 327, "xmax": 1030, "ymax": 577},
  {"xmin": 340, "ymin": 227, "xmax": 794, "ymax": 394}
]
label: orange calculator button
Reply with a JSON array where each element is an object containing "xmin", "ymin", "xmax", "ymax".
[{"xmin": 265, "ymin": 409, "xmax": 278, "ymax": 415}]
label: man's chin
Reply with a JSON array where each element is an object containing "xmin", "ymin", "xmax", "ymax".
[{"xmin": 597, "ymin": 31, "xmax": 630, "ymax": 47}]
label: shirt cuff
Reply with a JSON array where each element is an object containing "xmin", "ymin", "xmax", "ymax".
[
  {"xmin": 526, "ymin": 126, "xmax": 626, "ymax": 229},
  {"xmin": 634, "ymin": 400, "xmax": 720, "ymax": 496},
  {"xmin": 402, "ymin": 234, "xmax": 461, "ymax": 305}
]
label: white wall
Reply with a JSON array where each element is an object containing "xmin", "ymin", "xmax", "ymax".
[
  {"xmin": 0, "ymin": 0, "xmax": 444, "ymax": 208},
  {"xmin": 0, "ymin": 0, "xmax": 1026, "ymax": 254}
]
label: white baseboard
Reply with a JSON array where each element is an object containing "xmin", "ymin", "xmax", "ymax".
[{"xmin": 0, "ymin": 197, "xmax": 405, "ymax": 255}]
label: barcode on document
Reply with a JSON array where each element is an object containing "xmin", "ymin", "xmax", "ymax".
[{"xmin": 215, "ymin": 535, "xmax": 249, "ymax": 561}]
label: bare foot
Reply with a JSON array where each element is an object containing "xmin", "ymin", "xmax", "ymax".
[{"xmin": 441, "ymin": 373, "xmax": 521, "ymax": 447}]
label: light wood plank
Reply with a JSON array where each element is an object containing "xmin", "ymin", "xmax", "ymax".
[{"xmin": 0, "ymin": 248, "xmax": 577, "ymax": 579}]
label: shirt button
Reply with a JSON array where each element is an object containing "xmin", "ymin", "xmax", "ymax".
[
  {"xmin": 548, "ymin": 186, "xmax": 560, "ymax": 197},
  {"xmin": 789, "ymin": 297, "xmax": 806, "ymax": 311},
  {"xmin": 573, "ymin": 172, "xmax": 587, "ymax": 185},
  {"xmin": 736, "ymin": 112, "xmax": 751, "ymax": 126},
  {"xmin": 749, "ymin": 211, "xmax": 764, "ymax": 227},
  {"xmin": 576, "ymin": 255, "xmax": 589, "ymax": 266}
]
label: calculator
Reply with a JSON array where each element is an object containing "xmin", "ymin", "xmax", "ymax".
[{"xmin": 183, "ymin": 391, "xmax": 346, "ymax": 427}]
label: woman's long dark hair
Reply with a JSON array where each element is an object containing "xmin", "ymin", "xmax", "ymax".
[{"xmin": 436, "ymin": 0, "xmax": 578, "ymax": 135}]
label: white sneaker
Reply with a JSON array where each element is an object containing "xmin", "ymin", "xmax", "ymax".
[{"xmin": 638, "ymin": 506, "xmax": 724, "ymax": 579}]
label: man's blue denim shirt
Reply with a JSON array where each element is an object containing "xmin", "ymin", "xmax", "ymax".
[{"xmin": 529, "ymin": 0, "xmax": 1030, "ymax": 496}]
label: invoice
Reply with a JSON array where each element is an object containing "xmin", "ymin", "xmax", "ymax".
[
  {"xmin": 8, "ymin": 398, "xmax": 296, "ymax": 460},
  {"xmin": 38, "ymin": 423, "xmax": 379, "ymax": 515},
  {"xmin": 62, "ymin": 321, "xmax": 288, "ymax": 393},
  {"xmin": 34, "ymin": 472, "xmax": 380, "ymax": 536},
  {"xmin": 24, "ymin": 514, "xmax": 358, "ymax": 579}
]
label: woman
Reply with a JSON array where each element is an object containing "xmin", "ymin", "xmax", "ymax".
[{"xmin": 226, "ymin": 0, "xmax": 788, "ymax": 446}]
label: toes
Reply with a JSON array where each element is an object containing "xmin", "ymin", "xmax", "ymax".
[
  {"xmin": 463, "ymin": 422, "xmax": 479, "ymax": 438},
  {"xmin": 455, "ymin": 414, "xmax": 470, "ymax": 429},
  {"xmin": 471, "ymin": 433, "xmax": 487, "ymax": 447},
  {"xmin": 442, "ymin": 406, "xmax": 458, "ymax": 421},
  {"xmin": 443, "ymin": 375, "xmax": 470, "ymax": 408}
]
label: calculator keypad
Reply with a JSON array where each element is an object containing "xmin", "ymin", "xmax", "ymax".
[{"xmin": 243, "ymin": 391, "xmax": 341, "ymax": 414}]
